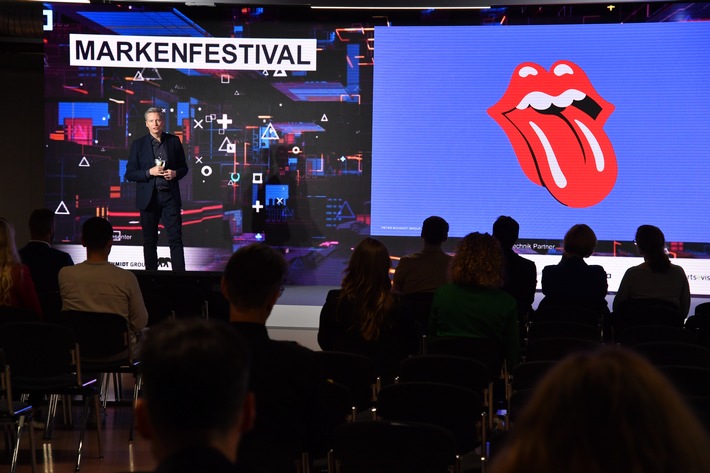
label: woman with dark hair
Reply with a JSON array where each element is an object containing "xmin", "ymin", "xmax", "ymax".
[
  {"xmin": 0, "ymin": 217, "xmax": 42, "ymax": 316},
  {"xmin": 490, "ymin": 347, "xmax": 710, "ymax": 473},
  {"xmin": 318, "ymin": 237, "xmax": 417, "ymax": 381},
  {"xmin": 428, "ymin": 232, "xmax": 520, "ymax": 369},
  {"xmin": 538, "ymin": 223, "xmax": 609, "ymax": 316},
  {"xmin": 613, "ymin": 225, "xmax": 690, "ymax": 317}
]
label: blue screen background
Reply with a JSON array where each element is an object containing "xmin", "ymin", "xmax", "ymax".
[{"xmin": 371, "ymin": 22, "xmax": 710, "ymax": 243}]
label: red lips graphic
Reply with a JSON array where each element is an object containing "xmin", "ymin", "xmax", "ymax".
[{"xmin": 488, "ymin": 61, "xmax": 617, "ymax": 208}]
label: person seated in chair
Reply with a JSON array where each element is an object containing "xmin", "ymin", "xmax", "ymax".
[
  {"xmin": 135, "ymin": 318, "xmax": 254, "ymax": 473},
  {"xmin": 613, "ymin": 225, "xmax": 690, "ymax": 319},
  {"xmin": 222, "ymin": 243, "xmax": 325, "ymax": 473},
  {"xmin": 19, "ymin": 208, "xmax": 74, "ymax": 296},
  {"xmin": 538, "ymin": 224, "xmax": 609, "ymax": 318},
  {"xmin": 428, "ymin": 232, "xmax": 520, "ymax": 370},
  {"xmin": 492, "ymin": 216, "xmax": 537, "ymax": 329},
  {"xmin": 59, "ymin": 217, "xmax": 148, "ymax": 356}
]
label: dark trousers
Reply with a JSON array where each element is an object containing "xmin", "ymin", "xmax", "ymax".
[{"xmin": 140, "ymin": 189, "xmax": 185, "ymax": 271}]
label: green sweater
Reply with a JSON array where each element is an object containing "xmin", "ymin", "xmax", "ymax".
[{"xmin": 429, "ymin": 283, "xmax": 521, "ymax": 369}]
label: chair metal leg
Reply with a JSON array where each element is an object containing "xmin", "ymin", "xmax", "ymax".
[
  {"xmin": 129, "ymin": 373, "xmax": 142, "ymax": 442},
  {"xmin": 93, "ymin": 393, "xmax": 103, "ymax": 459},
  {"xmin": 74, "ymin": 396, "xmax": 92, "ymax": 472}
]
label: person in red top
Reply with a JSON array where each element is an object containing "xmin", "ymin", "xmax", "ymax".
[{"xmin": 0, "ymin": 217, "xmax": 42, "ymax": 317}]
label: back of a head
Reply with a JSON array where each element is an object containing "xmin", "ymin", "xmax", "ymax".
[
  {"xmin": 0, "ymin": 217, "xmax": 20, "ymax": 267},
  {"xmin": 82, "ymin": 217, "xmax": 113, "ymax": 251},
  {"xmin": 451, "ymin": 232, "xmax": 504, "ymax": 288},
  {"xmin": 343, "ymin": 237, "xmax": 392, "ymax": 294},
  {"xmin": 28, "ymin": 208, "xmax": 55, "ymax": 239},
  {"xmin": 563, "ymin": 223, "xmax": 597, "ymax": 258},
  {"xmin": 139, "ymin": 318, "xmax": 250, "ymax": 440},
  {"xmin": 223, "ymin": 243, "xmax": 286, "ymax": 310},
  {"xmin": 635, "ymin": 225, "xmax": 671, "ymax": 272},
  {"xmin": 491, "ymin": 347, "xmax": 710, "ymax": 473},
  {"xmin": 421, "ymin": 216, "xmax": 449, "ymax": 246},
  {"xmin": 492, "ymin": 216, "xmax": 520, "ymax": 249}
]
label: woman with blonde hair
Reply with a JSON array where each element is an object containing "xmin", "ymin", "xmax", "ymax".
[
  {"xmin": 318, "ymin": 237, "xmax": 417, "ymax": 381},
  {"xmin": 491, "ymin": 347, "xmax": 710, "ymax": 473},
  {"xmin": 428, "ymin": 232, "xmax": 520, "ymax": 369},
  {"xmin": 0, "ymin": 217, "xmax": 42, "ymax": 316}
]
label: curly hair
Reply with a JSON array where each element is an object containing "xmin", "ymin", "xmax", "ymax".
[
  {"xmin": 450, "ymin": 232, "xmax": 504, "ymax": 288},
  {"xmin": 0, "ymin": 217, "xmax": 21, "ymax": 306},
  {"xmin": 339, "ymin": 237, "xmax": 394, "ymax": 341}
]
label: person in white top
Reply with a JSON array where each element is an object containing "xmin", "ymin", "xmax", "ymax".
[
  {"xmin": 59, "ymin": 217, "xmax": 149, "ymax": 354},
  {"xmin": 613, "ymin": 224, "xmax": 690, "ymax": 318}
]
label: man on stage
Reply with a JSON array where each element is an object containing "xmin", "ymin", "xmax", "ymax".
[{"xmin": 125, "ymin": 107, "xmax": 188, "ymax": 271}]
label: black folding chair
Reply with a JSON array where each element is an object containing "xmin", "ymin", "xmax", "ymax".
[
  {"xmin": 53, "ymin": 310, "xmax": 142, "ymax": 441},
  {"xmin": 633, "ymin": 342, "xmax": 710, "ymax": 369},
  {"xmin": 314, "ymin": 351, "xmax": 380, "ymax": 414},
  {"xmin": 524, "ymin": 337, "xmax": 601, "ymax": 362},
  {"xmin": 1, "ymin": 348, "xmax": 37, "ymax": 473},
  {"xmin": 376, "ymin": 381, "xmax": 487, "ymax": 472},
  {"xmin": 0, "ymin": 322, "xmax": 103, "ymax": 471},
  {"xmin": 327, "ymin": 420, "xmax": 457, "ymax": 473}
]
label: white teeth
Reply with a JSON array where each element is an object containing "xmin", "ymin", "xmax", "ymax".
[{"xmin": 517, "ymin": 89, "xmax": 586, "ymax": 111}]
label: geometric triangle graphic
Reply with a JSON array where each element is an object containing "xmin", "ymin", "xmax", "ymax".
[
  {"xmin": 55, "ymin": 201, "xmax": 70, "ymax": 215},
  {"xmin": 335, "ymin": 200, "xmax": 355, "ymax": 220},
  {"xmin": 78, "ymin": 156, "xmax": 90, "ymax": 167},
  {"xmin": 218, "ymin": 136, "xmax": 235, "ymax": 153},
  {"xmin": 273, "ymin": 70, "xmax": 287, "ymax": 77},
  {"xmin": 321, "ymin": 113, "xmax": 329, "ymax": 122},
  {"xmin": 133, "ymin": 70, "xmax": 145, "ymax": 81},
  {"xmin": 141, "ymin": 68, "xmax": 162, "ymax": 81},
  {"xmin": 260, "ymin": 123, "xmax": 279, "ymax": 141}
]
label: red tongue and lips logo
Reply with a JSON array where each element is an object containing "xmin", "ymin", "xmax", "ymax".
[{"xmin": 488, "ymin": 61, "xmax": 617, "ymax": 208}]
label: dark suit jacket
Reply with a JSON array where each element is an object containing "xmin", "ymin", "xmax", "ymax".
[
  {"xmin": 124, "ymin": 133, "xmax": 188, "ymax": 210},
  {"xmin": 539, "ymin": 255, "xmax": 609, "ymax": 315},
  {"xmin": 230, "ymin": 322, "xmax": 324, "ymax": 473},
  {"xmin": 18, "ymin": 241, "xmax": 74, "ymax": 293},
  {"xmin": 501, "ymin": 248, "xmax": 537, "ymax": 319}
]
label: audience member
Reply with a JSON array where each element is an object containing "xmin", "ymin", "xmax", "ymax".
[
  {"xmin": 428, "ymin": 232, "xmax": 520, "ymax": 369},
  {"xmin": 613, "ymin": 224, "xmax": 690, "ymax": 318},
  {"xmin": 319, "ymin": 237, "xmax": 418, "ymax": 382},
  {"xmin": 222, "ymin": 243, "xmax": 324, "ymax": 473},
  {"xmin": 538, "ymin": 224, "xmax": 609, "ymax": 316},
  {"xmin": 18, "ymin": 208, "xmax": 74, "ymax": 294},
  {"xmin": 490, "ymin": 347, "xmax": 710, "ymax": 473},
  {"xmin": 135, "ymin": 318, "xmax": 254, "ymax": 473},
  {"xmin": 58, "ymin": 217, "xmax": 148, "ymax": 355},
  {"xmin": 0, "ymin": 216, "xmax": 42, "ymax": 316},
  {"xmin": 392, "ymin": 216, "xmax": 452, "ymax": 295},
  {"xmin": 492, "ymin": 216, "xmax": 537, "ymax": 322}
]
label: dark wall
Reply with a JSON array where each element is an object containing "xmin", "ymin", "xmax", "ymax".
[{"xmin": 0, "ymin": 2, "xmax": 44, "ymax": 244}]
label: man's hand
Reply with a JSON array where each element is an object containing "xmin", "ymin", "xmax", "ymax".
[{"xmin": 149, "ymin": 164, "xmax": 164, "ymax": 176}]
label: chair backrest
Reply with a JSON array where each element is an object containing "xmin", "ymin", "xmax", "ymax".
[
  {"xmin": 424, "ymin": 336, "xmax": 503, "ymax": 381},
  {"xmin": 527, "ymin": 321, "xmax": 601, "ymax": 342},
  {"xmin": 510, "ymin": 360, "xmax": 558, "ymax": 392},
  {"xmin": 144, "ymin": 284, "xmax": 208, "ymax": 324},
  {"xmin": 0, "ymin": 322, "xmax": 80, "ymax": 384},
  {"xmin": 403, "ymin": 292, "xmax": 435, "ymax": 335},
  {"xmin": 376, "ymin": 381, "xmax": 484, "ymax": 455},
  {"xmin": 694, "ymin": 302, "xmax": 710, "ymax": 317},
  {"xmin": 52, "ymin": 310, "xmax": 132, "ymax": 364},
  {"xmin": 0, "ymin": 306, "xmax": 40, "ymax": 326},
  {"xmin": 398, "ymin": 354, "xmax": 489, "ymax": 392},
  {"xmin": 633, "ymin": 342, "xmax": 710, "ymax": 369},
  {"xmin": 613, "ymin": 298, "xmax": 684, "ymax": 333},
  {"xmin": 524, "ymin": 337, "xmax": 601, "ymax": 362},
  {"xmin": 330, "ymin": 420, "xmax": 456, "ymax": 473},
  {"xmin": 532, "ymin": 305, "xmax": 600, "ymax": 326},
  {"xmin": 657, "ymin": 365, "xmax": 710, "ymax": 398},
  {"xmin": 314, "ymin": 351, "xmax": 379, "ymax": 411},
  {"xmin": 616, "ymin": 325, "xmax": 698, "ymax": 346}
]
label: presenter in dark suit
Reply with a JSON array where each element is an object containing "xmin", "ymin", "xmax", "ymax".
[{"xmin": 125, "ymin": 107, "xmax": 188, "ymax": 271}]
